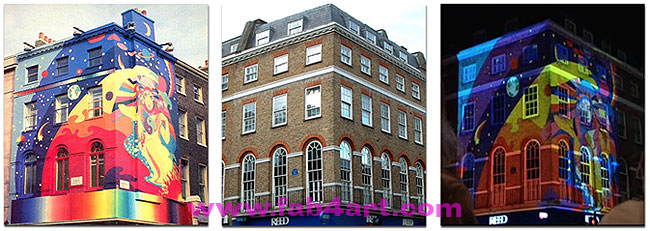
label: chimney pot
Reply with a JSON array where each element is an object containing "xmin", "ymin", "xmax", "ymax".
[
  {"xmin": 48, "ymin": 38, "xmax": 52, "ymax": 43},
  {"xmin": 44, "ymin": 35, "xmax": 48, "ymax": 41},
  {"xmin": 39, "ymin": 32, "xmax": 44, "ymax": 39},
  {"xmin": 205, "ymin": 60, "xmax": 208, "ymax": 66}
]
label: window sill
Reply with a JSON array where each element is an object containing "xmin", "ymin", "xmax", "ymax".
[
  {"xmin": 361, "ymin": 71, "xmax": 372, "ymax": 77},
  {"xmin": 241, "ymin": 130, "xmax": 256, "ymax": 136},
  {"xmin": 305, "ymin": 115, "xmax": 322, "ymax": 121},
  {"xmin": 197, "ymin": 143, "xmax": 208, "ymax": 148},
  {"xmin": 381, "ymin": 130, "xmax": 391, "ymax": 135},
  {"xmin": 341, "ymin": 116, "xmax": 353, "ymax": 121},
  {"xmin": 243, "ymin": 79, "xmax": 258, "ymax": 85},
  {"xmin": 271, "ymin": 123, "xmax": 287, "ymax": 129},
  {"xmin": 180, "ymin": 136, "xmax": 189, "ymax": 141},
  {"xmin": 194, "ymin": 100, "xmax": 204, "ymax": 105},
  {"xmin": 415, "ymin": 141, "xmax": 424, "ymax": 146},
  {"xmin": 177, "ymin": 91, "xmax": 186, "ymax": 96},
  {"xmin": 380, "ymin": 80, "xmax": 390, "ymax": 86},
  {"xmin": 341, "ymin": 60, "xmax": 352, "ymax": 67},
  {"xmin": 398, "ymin": 136, "xmax": 408, "ymax": 141},
  {"xmin": 273, "ymin": 70, "xmax": 288, "ymax": 76},
  {"xmin": 86, "ymin": 65, "xmax": 102, "ymax": 70},
  {"xmin": 305, "ymin": 60, "xmax": 322, "ymax": 67},
  {"xmin": 362, "ymin": 123, "xmax": 373, "ymax": 129}
]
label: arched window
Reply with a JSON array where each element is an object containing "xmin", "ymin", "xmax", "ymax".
[
  {"xmin": 461, "ymin": 153, "xmax": 475, "ymax": 193},
  {"xmin": 89, "ymin": 142, "xmax": 104, "ymax": 188},
  {"xmin": 492, "ymin": 147, "xmax": 506, "ymax": 185},
  {"xmin": 272, "ymin": 148, "xmax": 287, "ymax": 207},
  {"xmin": 241, "ymin": 154, "xmax": 256, "ymax": 209},
  {"xmin": 619, "ymin": 159, "xmax": 629, "ymax": 200},
  {"xmin": 399, "ymin": 158, "xmax": 409, "ymax": 209},
  {"xmin": 381, "ymin": 152, "xmax": 392, "ymax": 208},
  {"xmin": 56, "ymin": 147, "xmax": 70, "ymax": 191},
  {"xmin": 339, "ymin": 141, "xmax": 352, "ymax": 203},
  {"xmin": 24, "ymin": 154, "xmax": 37, "ymax": 195},
  {"xmin": 306, "ymin": 141, "xmax": 323, "ymax": 203},
  {"xmin": 558, "ymin": 141, "xmax": 570, "ymax": 180},
  {"xmin": 361, "ymin": 147, "xmax": 373, "ymax": 204},
  {"xmin": 580, "ymin": 146, "xmax": 591, "ymax": 185},
  {"xmin": 415, "ymin": 162, "xmax": 424, "ymax": 205},
  {"xmin": 600, "ymin": 153, "xmax": 611, "ymax": 207},
  {"xmin": 525, "ymin": 141, "xmax": 540, "ymax": 180}
]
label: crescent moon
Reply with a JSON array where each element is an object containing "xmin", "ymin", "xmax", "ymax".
[
  {"xmin": 143, "ymin": 22, "xmax": 151, "ymax": 36},
  {"xmin": 37, "ymin": 122, "xmax": 49, "ymax": 141}
]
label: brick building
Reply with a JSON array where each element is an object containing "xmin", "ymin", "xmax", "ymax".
[
  {"xmin": 455, "ymin": 20, "xmax": 644, "ymax": 225},
  {"xmin": 221, "ymin": 4, "xmax": 426, "ymax": 226},
  {"xmin": 4, "ymin": 55, "xmax": 17, "ymax": 224}
]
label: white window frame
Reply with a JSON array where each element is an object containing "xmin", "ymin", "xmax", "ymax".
[
  {"xmin": 379, "ymin": 66, "xmax": 389, "ymax": 84},
  {"xmin": 398, "ymin": 110, "xmax": 407, "ymax": 139},
  {"xmin": 339, "ymin": 141, "xmax": 352, "ymax": 203},
  {"xmin": 242, "ymin": 102, "xmax": 256, "ymax": 134},
  {"xmin": 55, "ymin": 94, "xmax": 69, "ymax": 124},
  {"xmin": 411, "ymin": 82, "xmax": 421, "ymax": 100},
  {"xmin": 255, "ymin": 30, "xmax": 270, "ymax": 46},
  {"xmin": 340, "ymin": 86, "xmax": 353, "ymax": 120},
  {"xmin": 24, "ymin": 102, "xmax": 37, "ymax": 131},
  {"xmin": 306, "ymin": 44, "xmax": 322, "ymax": 65},
  {"xmin": 360, "ymin": 56, "xmax": 371, "ymax": 75},
  {"xmin": 193, "ymin": 84, "xmax": 203, "ymax": 103},
  {"xmin": 274, "ymin": 54, "xmax": 289, "ymax": 75},
  {"xmin": 383, "ymin": 42, "xmax": 393, "ymax": 54},
  {"xmin": 88, "ymin": 86, "xmax": 103, "ymax": 118},
  {"xmin": 305, "ymin": 85, "xmax": 321, "ymax": 120},
  {"xmin": 221, "ymin": 74, "xmax": 228, "ymax": 91},
  {"xmin": 241, "ymin": 154, "xmax": 256, "ymax": 211},
  {"xmin": 365, "ymin": 31, "xmax": 376, "ymax": 45},
  {"xmin": 244, "ymin": 64, "xmax": 258, "ymax": 83},
  {"xmin": 361, "ymin": 147, "xmax": 374, "ymax": 204},
  {"xmin": 199, "ymin": 164, "xmax": 208, "ymax": 203},
  {"xmin": 230, "ymin": 44, "xmax": 238, "ymax": 53},
  {"xmin": 176, "ymin": 75, "xmax": 186, "ymax": 94},
  {"xmin": 396, "ymin": 74, "xmax": 405, "ymax": 92},
  {"xmin": 287, "ymin": 19, "xmax": 303, "ymax": 35},
  {"xmin": 348, "ymin": 21, "xmax": 360, "ymax": 35},
  {"xmin": 272, "ymin": 148, "xmax": 288, "ymax": 208},
  {"xmin": 340, "ymin": 45, "xmax": 352, "ymax": 65},
  {"xmin": 399, "ymin": 158, "xmax": 409, "ymax": 209},
  {"xmin": 179, "ymin": 110, "xmax": 188, "ymax": 139},
  {"xmin": 381, "ymin": 152, "xmax": 392, "ymax": 209},
  {"xmin": 196, "ymin": 117, "xmax": 206, "ymax": 146},
  {"xmin": 272, "ymin": 94, "xmax": 287, "ymax": 127},
  {"xmin": 305, "ymin": 141, "xmax": 323, "ymax": 203},
  {"xmin": 380, "ymin": 103, "xmax": 391, "ymax": 133},
  {"xmin": 414, "ymin": 116, "xmax": 423, "ymax": 144},
  {"xmin": 361, "ymin": 94, "xmax": 373, "ymax": 127},
  {"xmin": 399, "ymin": 51, "xmax": 408, "ymax": 62},
  {"xmin": 415, "ymin": 163, "xmax": 424, "ymax": 205}
]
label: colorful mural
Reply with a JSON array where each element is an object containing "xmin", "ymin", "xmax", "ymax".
[{"xmin": 456, "ymin": 20, "xmax": 624, "ymax": 216}]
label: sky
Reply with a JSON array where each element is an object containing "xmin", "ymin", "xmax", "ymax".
[
  {"xmin": 221, "ymin": 1, "xmax": 426, "ymax": 58},
  {"xmin": 4, "ymin": 4, "xmax": 208, "ymax": 68}
]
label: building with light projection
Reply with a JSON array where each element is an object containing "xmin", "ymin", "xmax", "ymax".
[
  {"xmin": 456, "ymin": 19, "xmax": 644, "ymax": 225},
  {"xmin": 8, "ymin": 9, "xmax": 196, "ymax": 225}
]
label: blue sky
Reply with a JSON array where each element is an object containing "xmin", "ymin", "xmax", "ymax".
[{"xmin": 4, "ymin": 4, "xmax": 208, "ymax": 68}]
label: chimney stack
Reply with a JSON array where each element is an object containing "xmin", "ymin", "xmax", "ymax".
[{"xmin": 35, "ymin": 32, "xmax": 48, "ymax": 48}]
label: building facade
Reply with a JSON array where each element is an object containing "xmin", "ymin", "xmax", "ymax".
[
  {"xmin": 221, "ymin": 4, "xmax": 427, "ymax": 226},
  {"xmin": 8, "ymin": 9, "xmax": 196, "ymax": 225},
  {"xmin": 4, "ymin": 55, "xmax": 17, "ymax": 224},
  {"xmin": 456, "ymin": 20, "xmax": 644, "ymax": 225}
]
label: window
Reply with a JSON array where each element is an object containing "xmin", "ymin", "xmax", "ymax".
[
  {"xmin": 361, "ymin": 94, "xmax": 372, "ymax": 126},
  {"xmin": 462, "ymin": 102, "xmax": 475, "ymax": 132},
  {"xmin": 306, "ymin": 141, "xmax": 323, "ymax": 203},
  {"xmin": 24, "ymin": 154, "xmax": 37, "ymax": 194},
  {"xmin": 305, "ymin": 86, "xmax": 321, "ymax": 119},
  {"xmin": 199, "ymin": 164, "xmax": 207, "ymax": 203},
  {"xmin": 288, "ymin": 19, "xmax": 303, "ymax": 35},
  {"xmin": 396, "ymin": 74, "xmax": 405, "ymax": 92},
  {"xmin": 241, "ymin": 154, "xmax": 256, "ymax": 210},
  {"xmin": 56, "ymin": 148, "xmax": 69, "ymax": 191},
  {"xmin": 181, "ymin": 158, "xmax": 188, "ymax": 199},
  {"xmin": 274, "ymin": 54, "xmax": 288, "ymax": 74},
  {"xmin": 630, "ymin": 82, "xmax": 639, "ymax": 98},
  {"xmin": 27, "ymin": 66, "xmax": 38, "ymax": 83},
  {"xmin": 361, "ymin": 147, "xmax": 373, "ymax": 204},
  {"xmin": 196, "ymin": 117, "xmax": 206, "ymax": 145},
  {"xmin": 523, "ymin": 44, "xmax": 538, "ymax": 64},
  {"xmin": 461, "ymin": 154, "xmax": 475, "ymax": 193},
  {"xmin": 414, "ymin": 116, "xmax": 423, "ymax": 144},
  {"xmin": 619, "ymin": 159, "xmax": 629, "ymax": 200},
  {"xmin": 580, "ymin": 147, "xmax": 591, "ymax": 185},
  {"xmin": 221, "ymin": 111, "xmax": 226, "ymax": 140},
  {"xmin": 306, "ymin": 44, "xmax": 322, "ymax": 65},
  {"xmin": 583, "ymin": 30, "xmax": 593, "ymax": 43},
  {"xmin": 492, "ymin": 93, "xmax": 506, "ymax": 124},
  {"xmin": 398, "ymin": 110, "xmax": 407, "ymax": 139},
  {"xmin": 90, "ymin": 142, "xmax": 104, "ymax": 188},
  {"xmin": 525, "ymin": 141, "xmax": 540, "ymax": 180},
  {"xmin": 379, "ymin": 66, "xmax": 389, "ymax": 84},
  {"xmin": 381, "ymin": 153, "xmax": 392, "ymax": 208},
  {"xmin": 221, "ymin": 74, "xmax": 228, "ymax": 91},
  {"xmin": 557, "ymin": 44, "xmax": 569, "ymax": 64},
  {"xmin": 617, "ymin": 109, "xmax": 627, "ymax": 138},
  {"xmin": 615, "ymin": 75, "xmax": 623, "ymax": 94},
  {"xmin": 24, "ymin": 102, "xmax": 37, "ymax": 130},
  {"xmin": 565, "ymin": 19, "xmax": 576, "ymax": 34},
  {"xmin": 244, "ymin": 64, "xmax": 258, "ymax": 83},
  {"xmin": 578, "ymin": 57, "xmax": 589, "ymax": 74},
  {"xmin": 559, "ymin": 141, "xmax": 570, "ymax": 180},
  {"xmin": 272, "ymin": 94, "xmax": 287, "ymax": 127},
  {"xmin": 242, "ymin": 102, "xmax": 256, "ymax": 134},
  {"xmin": 193, "ymin": 85, "xmax": 203, "ymax": 103},
  {"xmin": 176, "ymin": 75, "xmax": 186, "ymax": 94},
  {"xmin": 492, "ymin": 147, "xmax": 505, "ymax": 185},
  {"xmin": 399, "ymin": 52, "xmax": 408, "ymax": 62},
  {"xmin": 411, "ymin": 82, "xmax": 421, "ymax": 100},
  {"xmin": 383, "ymin": 42, "xmax": 393, "ymax": 54},
  {"xmin": 399, "ymin": 158, "xmax": 409, "ymax": 209},
  {"xmin": 524, "ymin": 85, "xmax": 538, "ymax": 118},
  {"xmin": 491, "ymin": 54, "xmax": 506, "ymax": 75},
  {"xmin": 462, "ymin": 64, "xmax": 477, "ymax": 83},
  {"xmin": 380, "ymin": 103, "xmax": 390, "ymax": 133},
  {"xmin": 365, "ymin": 31, "xmax": 376, "ymax": 45},
  {"xmin": 179, "ymin": 110, "xmax": 187, "ymax": 139},
  {"xmin": 56, "ymin": 57, "xmax": 69, "ymax": 75},
  {"xmin": 340, "ymin": 45, "xmax": 352, "ymax": 65},
  {"xmin": 255, "ymin": 30, "xmax": 269, "ymax": 46},
  {"xmin": 415, "ymin": 163, "xmax": 424, "ymax": 205},
  {"xmin": 88, "ymin": 47, "xmax": 102, "ymax": 67},
  {"xmin": 632, "ymin": 117, "xmax": 643, "ymax": 144},
  {"xmin": 348, "ymin": 21, "xmax": 360, "ymax": 35},
  {"xmin": 88, "ymin": 87, "xmax": 103, "ymax": 118},
  {"xmin": 272, "ymin": 148, "xmax": 287, "ymax": 207},
  {"xmin": 579, "ymin": 98, "xmax": 591, "ymax": 125},
  {"xmin": 340, "ymin": 141, "xmax": 352, "ymax": 203},
  {"xmin": 53, "ymin": 95, "xmax": 69, "ymax": 124},
  {"xmin": 601, "ymin": 154, "xmax": 610, "ymax": 189},
  {"xmin": 558, "ymin": 86, "xmax": 570, "ymax": 118},
  {"xmin": 360, "ymin": 56, "xmax": 371, "ymax": 75},
  {"xmin": 230, "ymin": 44, "xmax": 238, "ymax": 53},
  {"xmin": 340, "ymin": 86, "xmax": 352, "ymax": 119}
]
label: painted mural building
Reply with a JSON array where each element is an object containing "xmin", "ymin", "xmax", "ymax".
[
  {"xmin": 7, "ymin": 9, "xmax": 198, "ymax": 225},
  {"xmin": 221, "ymin": 4, "xmax": 427, "ymax": 226},
  {"xmin": 456, "ymin": 19, "xmax": 644, "ymax": 225}
]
